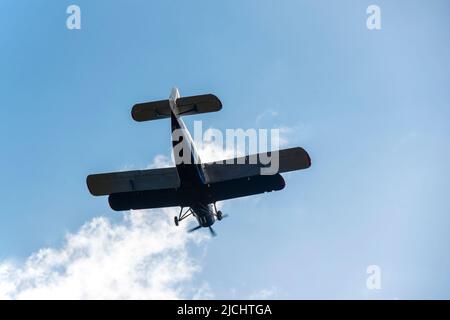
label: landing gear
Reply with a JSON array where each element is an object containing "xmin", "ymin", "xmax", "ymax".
[
  {"xmin": 213, "ymin": 202, "xmax": 225, "ymax": 221},
  {"xmin": 174, "ymin": 207, "xmax": 192, "ymax": 226}
]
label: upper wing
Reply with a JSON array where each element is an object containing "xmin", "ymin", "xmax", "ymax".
[
  {"xmin": 86, "ymin": 167, "xmax": 180, "ymax": 196},
  {"xmin": 132, "ymin": 94, "xmax": 222, "ymax": 122},
  {"xmin": 203, "ymin": 147, "xmax": 311, "ymax": 183}
]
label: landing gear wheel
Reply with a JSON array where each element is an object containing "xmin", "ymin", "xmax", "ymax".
[
  {"xmin": 217, "ymin": 210, "xmax": 223, "ymax": 221},
  {"xmin": 174, "ymin": 216, "xmax": 179, "ymax": 226}
]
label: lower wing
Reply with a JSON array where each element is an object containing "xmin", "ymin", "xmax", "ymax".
[{"xmin": 108, "ymin": 174, "xmax": 285, "ymax": 211}]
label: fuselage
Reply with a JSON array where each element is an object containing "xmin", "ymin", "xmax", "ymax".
[{"xmin": 170, "ymin": 107, "xmax": 216, "ymax": 227}]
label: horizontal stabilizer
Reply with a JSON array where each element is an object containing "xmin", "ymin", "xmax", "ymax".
[
  {"xmin": 132, "ymin": 94, "xmax": 222, "ymax": 122},
  {"xmin": 87, "ymin": 167, "xmax": 180, "ymax": 196}
]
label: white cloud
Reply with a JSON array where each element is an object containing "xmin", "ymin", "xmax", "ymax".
[
  {"xmin": 146, "ymin": 154, "xmax": 172, "ymax": 169},
  {"xmin": 0, "ymin": 142, "xmax": 229, "ymax": 300},
  {"xmin": 197, "ymin": 124, "xmax": 294, "ymax": 161},
  {"xmin": 198, "ymin": 127, "xmax": 240, "ymax": 163},
  {"xmin": 0, "ymin": 209, "xmax": 210, "ymax": 300},
  {"xmin": 255, "ymin": 109, "xmax": 279, "ymax": 125},
  {"xmin": 0, "ymin": 151, "xmax": 215, "ymax": 300},
  {"xmin": 248, "ymin": 287, "xmax": 278, "ymax": 300}
]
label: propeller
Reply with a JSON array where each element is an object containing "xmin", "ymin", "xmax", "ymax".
[
  {"xmin": 188, "ymin": 225, "xmax": 202, "ymax": 233},
  {"xmin": 188, "ymin": 225, "xmax": 217, "ymax": 237},
  {"xmin": 208, "ymin": 226, "xmax": 217, "ymax": 237}
]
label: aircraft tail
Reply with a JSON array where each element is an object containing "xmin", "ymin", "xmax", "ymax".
[
  {"xmin": 131, "ymin": 87, "xmax": 222, "ymax": 122},
  {"xmin": 169, "ymin": 87, "xmax": 180, "ymax": 113}
]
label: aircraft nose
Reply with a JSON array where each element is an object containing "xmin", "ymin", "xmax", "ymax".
[{"xmin": 197, "ymin": 213, "xmax": 215, "ymax": 227}]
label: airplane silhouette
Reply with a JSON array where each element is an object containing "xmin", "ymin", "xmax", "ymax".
[{"xmin": 87, "ymin": 88, "xmax": 311, "ymax": 236}]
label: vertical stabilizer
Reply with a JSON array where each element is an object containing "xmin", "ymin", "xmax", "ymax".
[{"xmin": 169, "ymin": 87, "xmax": 180, "ymax": 112}]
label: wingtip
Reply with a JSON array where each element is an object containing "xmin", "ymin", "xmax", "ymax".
[
  {"xmin": 86, "ymin": 174, "xmax": 97, "ymax": 196},
  {"xmin": 294, "ymin": 147, "xmax": 312, "ymax": 169},
  {"xmin": 211, "ymin": 94, "xmax": 222, "ymax": 110},
  {"xmin": 304, "ymin": 149, "xmax": 312, "ymax": 169}
]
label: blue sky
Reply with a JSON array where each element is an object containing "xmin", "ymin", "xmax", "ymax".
[{"xmin": 1, "ymin": 0, "xmax": 450, "ymax": 299}]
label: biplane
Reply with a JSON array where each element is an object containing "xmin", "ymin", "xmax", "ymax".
[{"xmin": 87, "ymin": 88, "xmax": 311, "ymax": 236}]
